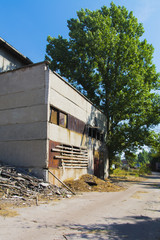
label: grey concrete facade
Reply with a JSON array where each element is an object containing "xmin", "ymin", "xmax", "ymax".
[
  {"xmin": 0, "ymin": 63, "xmax": 48, "ymax": 179},
  {"xmin": 47, "ymin": 70, "xmax": 108, "ymax": 184},
  {"xmin": 0, "ymin": 60, "xmax": 109, "ymax": 183}
]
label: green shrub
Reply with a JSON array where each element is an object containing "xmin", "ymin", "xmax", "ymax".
[{"xmin": 138, "ymin": 164, "xmax": 151, "ymax": 175}]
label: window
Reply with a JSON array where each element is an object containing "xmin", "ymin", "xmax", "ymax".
[
  {"xmin": 97, "ymin": 131, "xmax": 100, "ymax": 141},
  {"xmin": 50, "ymin": 106, "xmax": 67, "ymax": 128},
  {"xmin": 88, "ymin": 126, "xmax": 104, "ymax": 142},
  {"xmin": 100, "ymin": 133, "xmax": 104, "ymax": 142},
  {"xmin": 93, "ymin": 128, "xmax": 97, "ymax": 139},
  {"xmin": 59, "ymin": 112, "xmax": 67, "ymax": 128},
  {"xmin": 50, "ymin": 108, "xmax": 58, "ymax": 125},
  {"xmin": 89, "ymin": 127, "xmax": 92, "ymax": 137}
]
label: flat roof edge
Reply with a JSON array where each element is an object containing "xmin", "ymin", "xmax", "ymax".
[{"xmin": 0, "ymin": 61, "xmax": 49, "ymax": 75}]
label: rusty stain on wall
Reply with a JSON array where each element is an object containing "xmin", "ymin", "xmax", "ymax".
[{"xmin": 49, "ymin": 141, "xmax": 61, "ymax": 168}]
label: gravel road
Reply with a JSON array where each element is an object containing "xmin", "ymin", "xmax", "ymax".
[{"xmin": 0, "ymin": 172, "xmax": 160, "ymax": 240}]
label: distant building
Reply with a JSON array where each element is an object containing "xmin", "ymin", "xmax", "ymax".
[
  {"xmin": 0, "ymin": 37, "xmax": 109, "ymax": 185},
  {"xmin": 0, "ymin": 37, "xmax": 32, "ymax": 72}
]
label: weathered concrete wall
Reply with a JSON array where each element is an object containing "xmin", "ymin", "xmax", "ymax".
[
  {"xmin": 0, "ymin": 63, "xmax": 49, "ymax": 178},
  {"xmin": 0, "ymin": 49, "xmax": 24, "ymax": 72},
  {"xmin": 47, "ymin": 71, "xmax": 109, "ymax": 183},
  {"xmin": 0, "ymin": 61, "xmax": 108, "ymax": 183},
  {"xmin": 48, "ymin": 71, "xmax": 106, "ymax": 127}
]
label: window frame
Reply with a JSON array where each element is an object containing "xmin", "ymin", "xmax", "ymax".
[{"xmin": 49, "ymin": 106, "xmax": 68, "ymax": 128}]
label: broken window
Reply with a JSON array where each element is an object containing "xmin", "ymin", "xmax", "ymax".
[
  {"xmin": 50, "ymin": 106, "xmax": 68, "ymax": 128},
  {"xmin": 49, "ymin": 106, "xmax": 104, "ymax": 141},
  {"xmin": 88, "ymin": 126, "xmax": 104, "ymax": 142},
  {"xmin": 59, "ymin": 112, "xmax": 67, "ymax": 128}
]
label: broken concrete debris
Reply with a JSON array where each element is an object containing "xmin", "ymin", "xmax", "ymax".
[{"xmin": 0, "ymin": 164, "xmax": 71, "ymax": 206}]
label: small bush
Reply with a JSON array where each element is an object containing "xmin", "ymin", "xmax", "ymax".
[{"xmin": 138, "ymin": 164, "xmax": 151, "ymax": 175}]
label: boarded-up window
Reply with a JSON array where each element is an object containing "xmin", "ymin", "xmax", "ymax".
[
  {"xmin": 50, "ymin": 108, "xmax": 58, "ymax": 124},
  {"xmin": 68, "ymin": 114, "xmax": 85, "ymax": 134},
  {"xmin": 59, "ymin": 112, "xmax": 67, "ymax": 128}
]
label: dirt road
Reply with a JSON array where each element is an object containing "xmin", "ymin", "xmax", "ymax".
[{"xmin": 0, "ymin": 172, "xmax": 160, "ymax": 240}]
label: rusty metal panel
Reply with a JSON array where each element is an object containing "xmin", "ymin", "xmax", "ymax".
[
  {"xmin": 68, "ymin": 114, "xmax": 86, "ymax": 134},
  {"xmin": 49, "ymin": 140, "xmax": 61, "ymax": 168},
  {"xmin": 51, "ymin": 143, "xmax": 88, "ymax": 169},
  {"xmin": 94, "ymin": 157, "xmax": 100, "ymax": 178},
  {"xmin": 94, "ymin": 150, "xmax": 104, "ymax": 178}
]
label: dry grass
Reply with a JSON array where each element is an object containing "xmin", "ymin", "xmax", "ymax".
[
  {"xmin": 0, "ymin": 202, "xmax": 18, "ymax": 217},
  {"xmin": 110, "ymin": 168, "xmax": 147, "ymax": 185},
  {"xmin": 64, "ymin": 174, "xmax": 125, "ymax": 192}
]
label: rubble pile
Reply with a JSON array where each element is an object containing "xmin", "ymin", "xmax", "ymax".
[
  {"xmin": 64, "ymin": 174, "xmax": 125, "ymax": 192},
  {"xmin": 0, "ymin": 164, "xmax": 70, "ymax": 206}
]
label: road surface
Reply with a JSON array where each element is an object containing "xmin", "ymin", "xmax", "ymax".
[{"xmin": 0, "ymin": 172, "xmax": 160, "ymax": 240}]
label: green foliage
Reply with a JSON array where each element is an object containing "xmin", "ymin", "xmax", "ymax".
[
  {"xmin": 125, "ymin": 151, "xmax": 137, "ymax": 167},
  {"xmin": 111, "ymin": 154, "xmax": 121, "ymax": 168},
  {"xmin": 46, "ymin": 2, "xmax": 160, "ymax": 163},
  {"xmin": 137, "ymin": 149, "xmax": 151, "ymax": 164},
  {"xmin": 138, "ymin": 164, "xmax": 151, "ymax": 175},
  {"xmin": 112, "ymin": 168, "xmax": 130, "ymax": 176},
  {"xmin": 112, "ymin": 164, "xmax": 151, "ymax": 177},
  {"xmin": 149, "ymin": 134, "xmax": 160, "ymax": 170}
]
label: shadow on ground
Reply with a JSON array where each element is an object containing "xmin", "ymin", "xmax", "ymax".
[{"xmin": 62, "ymin": 216, "xmax": 160, "ymax": 240}]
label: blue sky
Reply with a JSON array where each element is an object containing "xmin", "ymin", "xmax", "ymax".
[
  {"xmin": 1, "ymin": 0, "xmax": 160, "ymax": 73},
  {"xmin": 0, "ymin": 0, "xmax": 159, "ymax": 135}
]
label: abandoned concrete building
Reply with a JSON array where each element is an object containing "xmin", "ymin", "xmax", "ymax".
[{"xmin": 0, "ymin": 37, "xmax": 109, "ymax": 185}]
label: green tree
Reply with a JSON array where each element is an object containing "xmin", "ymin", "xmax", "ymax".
[
  {"xmin": 46, "ymin": 3, "xmax": 160, "ymax": 164},
  {"xmin": 137, "ymin": 150, "xmax": 151, "ymax": 165},
  {"xmin": 125, "ymin": 151, "xmax": 137, "ymax": 168},
  {"xmin": 149, "ymin": 134, "xmax": 160, "ymax": 170}
]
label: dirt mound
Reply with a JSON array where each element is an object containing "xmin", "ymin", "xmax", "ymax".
[{"xmin": 64, "ymin": 174, "xmax": 125, "ymax": 192}]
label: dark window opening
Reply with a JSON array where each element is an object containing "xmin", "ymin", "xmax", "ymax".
[
  {"xmin": 100, "ymin": 133, "xmax": 104, "ymax": 142},
  {"xmin": 89, "ymin": 127, "xmax": 92, "ymax": 137},
  {"xmin": 49, "ymin": 106, "xmax": 104, "ymax": 141},
  {"xmin": 88, "ymin": 126, "xmax": 104, "ymax": 142},
  {"xmin": 97, "ymin": 131, "xmax": 100, "ymax": 140},
  {"xmin": 93, "ymin": 128, "xmax": 97, "ymax": 139}
]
